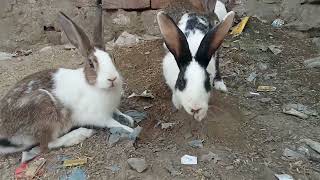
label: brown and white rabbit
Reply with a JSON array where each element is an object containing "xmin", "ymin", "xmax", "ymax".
[
  {"xmin": 0, "ymin": 0, "xmax": 134, "ymax": 154},
  {"xmin": 157, "ymin": 0, "xmax": 235, "ymax": 121}
]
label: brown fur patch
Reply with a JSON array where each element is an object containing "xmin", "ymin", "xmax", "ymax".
[
  {"xmin": 0, "ymin": 69, "xmax": 73, "ymax": 149},
  {"xmin": 84, "ymin": 54, "xmax": 99, "ymax": 85}
]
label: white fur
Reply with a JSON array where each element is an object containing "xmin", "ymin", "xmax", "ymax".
[
  {"xmin": 162, "ymin": 11, "xmax": 229, "ymax": 121},
  {"xmin": 214, "ymin": 0, "xmax": 228, "ymax": 22},
  {"xmin": 94, "ymin": 48, "xmax": 121, "ymax": 89},
  {"xmin": 52, "ymin": 49, "xmax": 133, "ymax": 133},
  {"xmin": 48, "ymin": 128, "xmax": 95, "ymax": 149}
]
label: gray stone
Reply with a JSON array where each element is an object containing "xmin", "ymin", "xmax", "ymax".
[
  {"xmin": 115, "ymin": 31, "xmax": 140, "ymax": 47},
  {"xmin": 283, "ymin": 148, "xmax": 305, "ymax": 160},
  {"xmin": 268, "ymin": 45, "xmax": 282, "ymax": 55},
  {"xmin": 200, "ymin": 151, "xmax": 221, "ymax": 163},
  {"xmin": 141, "ymin": 10, "xmax": 161, "ymax": 35},
  {"xmin": 312, "ymin": 38, "xmax": 320, "ymax": 51},
  {"xmin": 39, "ymin": 46, "xmax": 52, "ymax": 53},
  {"xmin": 112, "ymin": 10, "xmax": 132, "ymax": 25},
  {"xmin": 260, "ymin": 98, "xmax": 272, "ymax": 103},
  {"xmin": 246, "ymin": 72, "xmax": 258, "ymax": 82},
  {"xmin": 127, "ymin": 158, "xmax": 148, "ymax": 173},
  {"xmin": 188, "ymin": 139, "xmax": 204, "ymax": 148},
  {"xmin": 304, "ymin": 56, "xmax": 320, "ymax": 69}
]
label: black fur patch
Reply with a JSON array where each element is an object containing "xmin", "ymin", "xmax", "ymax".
[
  {"xmin": 0, "ymin": 138, "xmax": 19, "ymax": 147},
  {"xmin": 185, "ymin": 13, "xmax": 210, "ymax": 37},
  {"xmin": 204, "ymin": 71, "xmax": 211, "ymax": 92},
  {"xmin": 214, "ymin": 52, "xmax": 222, "ymax": 82},
  {"xmin": 175, "ymin": 66, "xmax": 188, "ymax": 91}
]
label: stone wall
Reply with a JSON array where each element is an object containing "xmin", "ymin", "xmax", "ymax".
[
  {"xmin": 247, "ymin": 0, "xmax": 320, "ymax": 35},
  {"xmin": 0, "ymin": 0, "xmax": 168, "ymax": 51}
]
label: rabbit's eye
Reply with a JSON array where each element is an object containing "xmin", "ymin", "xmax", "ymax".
[{"xmin": 89, "ymin": 61, "xmax": 94, "ymax": 68}]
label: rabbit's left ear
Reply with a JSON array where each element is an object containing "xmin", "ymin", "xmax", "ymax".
[{"xmin": 196, "ymin": 11, "xmax": 235, "ymax": 67}]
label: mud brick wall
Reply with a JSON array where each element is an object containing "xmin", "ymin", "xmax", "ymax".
[{"xmin": 75, "ymin": 0, "xmax": 170, "ymax": 9}]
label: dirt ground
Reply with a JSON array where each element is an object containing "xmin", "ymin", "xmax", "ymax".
[{"xmin": 0, "ymin": 18, "xmax": 320, "ymax": 180}]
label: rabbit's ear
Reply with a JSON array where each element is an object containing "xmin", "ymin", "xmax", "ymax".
[
  {"xmin": 196, "ymin": 11, "xmax": 234, "ymax": 67},
  {"xmin": 58, "ymin": 12, "xmax": 93, "ymax": 57},
  {"xmin": 92, "ymin": 0, "xmax": 105, "ymax": 50},
  {"xmin": 157, "ymin": 11, "xmax": 192, "ymax": 69},
  {"xmin": 189, "ymin": 0, "xmax": 217, "ymax": 12}
]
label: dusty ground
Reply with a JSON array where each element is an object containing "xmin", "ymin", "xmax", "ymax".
[{"xmin": 0, "ymin": 18, "xmax": 320, "ymax": 180}]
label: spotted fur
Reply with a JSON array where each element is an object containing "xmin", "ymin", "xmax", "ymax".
[
  {"xmin": 0, "ymin": 1, "xmax": 134, "ymax": 154},
  {"xmin": 157, "ymin": 0, "xmax": 234, "ymax": 121}
]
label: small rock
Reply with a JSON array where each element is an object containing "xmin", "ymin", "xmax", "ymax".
[
  {"xmin": 300, "ymin": 138, "xmax": 320, "ymax": 154},
  {"xmin": 64, "ymin": 44, "xmax": 76, "ymax": 50},
  {"xmin": 188, "ymin": 140, "xmax": 204, "ymax": 148},
  {"xmin": 0, "ymin": 52, "xmax": 14, "ymax": 61},
  {"xmin": 283, "ymin": 103, "xmax": 318, "ymax": 119},
  {"xmin": 246, "ymin": 72, "xmax": 258, "ymax": 82},
  {"xmin": 258, "ymin": 63, "xmax": 268, "ymax": 70},
  {"xmin": 304, "ymin": 56, "xmax": 320, "ymax": 69},
  {"xmin": 144, "ymin": 51, "xmax": 150, "ymax": 55},
  {"xmin": 161, "ymin": 123, "xmax": 176, "ymax": 129},
  {"xmin": 283, "ymin": 148, "xmax": 305, "ymax": 160},
  {"xmin": 127, "ymin": 158, "xmax": 148, "ymax": 173},
  {"xmin": 264, "ymin": 73, "xmax": 277, "ymax": 80},
  {"xmin": 258, "ymin": 44, "xmax": 268, "ymax": 52},
  {"xmin": 200, "ymin": 151, "xmax": 220, "ymax": 163},
  {"xmin": 115, "ymin": 31, "xmax": 140, "ymax": 47},
  {"xmin": 268, "ymin": 45, "xmax": 282, "ymax": 55},
  {"xmin": 259, "ymin": 98, "xmax": 272, "ymax": 103},
  {"xmin": 184, "ymin": 132, "xmax": 192, "ymax": 139},
  {"xmin": 113, "ymin": 12, "xmax": 130, "ymax": 25},
  {"xmin": 124, "ymin": 110, "xmax": 147, "ymax": 123},
  {"xmin": 226, "ymin": 165, "xmax": 234, "ymax": 170},
  {"xmin": 39, "ymin": 46, "xmax": 52, "ymax": 53},
  {"xmin": 106, "ymin": 165, "xmax": 120, "ymax": 173}
]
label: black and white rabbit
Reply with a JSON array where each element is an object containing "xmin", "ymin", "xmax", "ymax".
[
  {"xmin": 157, "ymin": 0, "xmax": 235, "ymax": 121},
  {"xmin": 0, "ymin": 1, "xmax": 134, "ymax": 154}
]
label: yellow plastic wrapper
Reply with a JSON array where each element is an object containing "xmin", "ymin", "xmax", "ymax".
[
  {"xmin": 230, "ymin": 16, "xmax": 250, "ymax": 36},
  {"xmin": 63, "ymin": 158, "xmax": 88, "ymax": 167}
]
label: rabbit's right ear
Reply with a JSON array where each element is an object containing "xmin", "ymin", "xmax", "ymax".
[
  {"xmin": 157, "ymin": 11, "xmax": 192, "ymax": 69},
  {"xmin": 58, "ymin": 12, "xmax": 93, "ymax": 57}
]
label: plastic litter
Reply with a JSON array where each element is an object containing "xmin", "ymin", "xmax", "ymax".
[
  {"xmin": 21, "ymin": 147, "xmax": 41, "ymax": 163},
  {"xmin": 181, "ymin": 155, "xmax": 197, "ymax": 165},
  {"xmin": 271, "ymin": 19, "xmax": 284, "ymax": 28},
  {"xmin": 128, "ymin": 90, "xmax": 154, "ymax": 99},
  {"xmin": 230, "ymin": 16, "xmax": 250, "ymax": 37},
  {"xmin": 63, "ymin": 158, "xmax": 88, "ymax": 167},
  {"xmin": 257, "ymin": 86, "xmax": 276, "ymax": 92},
  {"xmin": 275, "ymin": 174, "xmax": 294, "ymax": 180}
]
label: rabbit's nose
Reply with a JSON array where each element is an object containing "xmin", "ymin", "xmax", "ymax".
[
  {"xmin": 191, "ymin": 108, "xmax": 201, "ymax": 114},
  {"xmin": 108, "ymin": 76, "xmax": 117, "ymax": 82}
]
